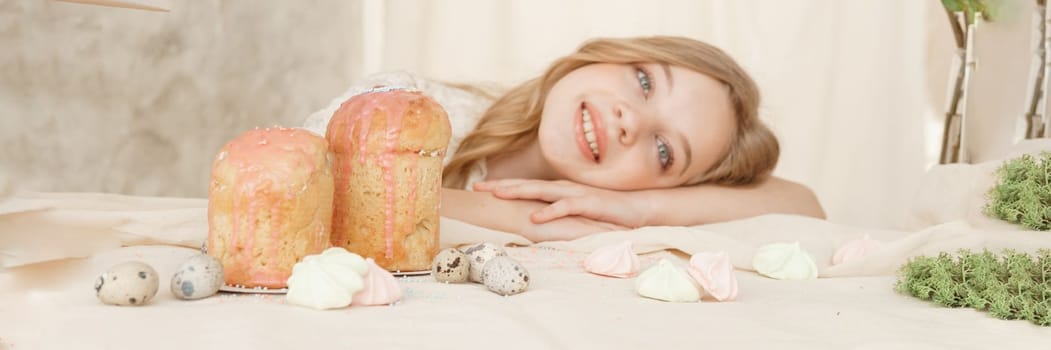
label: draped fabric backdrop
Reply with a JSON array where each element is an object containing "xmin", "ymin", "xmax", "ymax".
[{"xmin": 0, "ymin": 0, "xmax": 1036, "ymax": 229}]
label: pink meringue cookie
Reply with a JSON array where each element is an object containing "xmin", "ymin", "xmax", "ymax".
[
  {"xmin": 832, "ymin": 234, "xmax": 883, "ymax": 265},
  {"xmin": 584, "ymin": 240, "xmax": 640, "ymax": 278},
  {"xmin": 352, "ymin": 258, "xmax": 403, "ymax": 306},
  {"xmin": 687, "ymin": 251, "xmax": 739, "ymax": 301}
]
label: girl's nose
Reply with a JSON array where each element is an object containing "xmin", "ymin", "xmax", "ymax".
[{"xmin": 615, "ymin": 103, "xmax": 646, "ymax": 145}]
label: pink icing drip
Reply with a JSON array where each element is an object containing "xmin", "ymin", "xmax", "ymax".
[
  {"xmin": 332, "ymin": 142, "xmax": 349, "ymax": 244},
  {"xmin": 240, "ymin": 183, "xmax": 257, "ymax": 283},
  {"xmin": 356, "ymin": 109, "xmax": 372, "ymax": 165},
  {"xmin": 267, "ymin": 192, "xmax": 281, "ymax": 277},
  {"xmin": 407, "ymin": 154, "xmax": 418, "ymax": 239},
  {"xmin": 371, "ymin": 92, "xmax": 410, "ymax": 261},
  {"xmin": 229, "ymin": 181, "xmax": 245, "ymax": 280},
  {"xmin": 315, "ymin": 223, "xmax": 325, "ymax": 251},
  {"xmin": 381, "ymin": 111, "xmax": 406, "ymax": 259},
  {"xmin": 332, "ymin": 97, "xmax": 379, "ymax": 246},
  {"xmin": 352, "ymin": 96, "xmax": 385, "ymax": 165},
  {"xmin": 331, "ymin": 98, "xmax": 370, "ymax": 246},
  {"xmin": 381, "ymin": 153, "xmax": 396, "ymax": 259},
  {"xmin": 358, "ymin": 92, "xmax": 410, "ymax": 261}
]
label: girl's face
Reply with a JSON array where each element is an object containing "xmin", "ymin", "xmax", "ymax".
[{"xmin": 538, "ymin": 62, "xmax": 736, "ymax": 190}]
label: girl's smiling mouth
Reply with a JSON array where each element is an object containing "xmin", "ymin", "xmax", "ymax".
[{"xmin": 576, "ymin": 102, "xmax": 607, "ymax": 162}]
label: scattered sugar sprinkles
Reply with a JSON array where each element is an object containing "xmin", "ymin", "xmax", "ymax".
[{"xmin": 217, "ymin": 292, "xmax": 286, "ymax": 305}]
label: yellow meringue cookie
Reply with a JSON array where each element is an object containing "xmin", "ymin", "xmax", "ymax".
[
  {"xmin": 687, "ymin": 251, "xmax": 739, "ymax": 301},
  {"xmin": 286, "ymin": 247, "xmax": 368, "ymax": 310},
  {"xmin": 353, "ymin": 258, "xmax": 403, "ymax": 306},
  {"xmin": 832, "ymin": 234, "xmax": 883, "ymax": 265},
  {"xmin": 635, "ymin": 259, "xmax": 700, "ymax": 302},
  {"xmin": 584, "ymin": 240, "xmax": 640, "ymax": 278},
  {"xmin": 752, "ymin": 242, "xmax": 818, "ymax": 280}
]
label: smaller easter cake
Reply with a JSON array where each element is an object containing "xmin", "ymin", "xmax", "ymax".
[{"xmin": 207, "ymin": 127, "xmax": 335, "ymax": 289}]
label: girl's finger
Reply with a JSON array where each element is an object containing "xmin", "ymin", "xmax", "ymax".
[
  {"xmin": 473, "ymin": 178, "xmax": 538, "ymax": 191},
  {"xmin": 529, "ymin": 204, "xmax": 564, "ymax": 223},
  {"xmin": 491, "ymin": 180, "xmax": 575, "ymax": 200},
  {"xmin": 534, "ymin": 197, "xmax": 640, "ymax": 227},
  {"xmin": 532, "ymin": 197, "xmax": 599, "ymax": 223}
]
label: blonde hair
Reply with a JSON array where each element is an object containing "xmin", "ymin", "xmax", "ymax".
[{"xmin": 442, "ymin": 36, "xmax": 778, "ymax": 189}]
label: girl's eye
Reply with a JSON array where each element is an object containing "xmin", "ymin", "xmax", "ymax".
[
  {"xmin": 636, "ymin": 68, "xmax": 652, "ymax": 96},
  {"xmin": 656, "ymin": 136, "xmax": 673, "ymax": 170}
]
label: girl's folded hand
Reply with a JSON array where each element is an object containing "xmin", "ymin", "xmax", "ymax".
[{"xmin": 474, "ymin": 179, "xmax": 649, "ymax": 229}]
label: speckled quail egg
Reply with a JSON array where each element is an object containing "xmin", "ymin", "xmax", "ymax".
[
  {"xmin": 94, "ymin": 261, "xmax": 160, "ymax": 306},
  {"xmin": 170, "ymin": 254, "xmax": 225, "ymax": 300},
  {"xmin": 461, "ymin": 242, "xmax": 508, "ymax": 283},
  {"xmin": 432, "ymin": 248, "xmax": 470, "ymax": 283},
  {"xmin": 481, "ymin": 256, "xmax": 530, "ymax": 296}
]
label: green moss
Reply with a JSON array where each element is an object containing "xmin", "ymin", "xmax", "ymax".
[
  {"xmin": 984, "ymin": 152, "xmax": 1051, "ymax": 231},
  {"xmin": 897, "ymin": 249, "xmax": 1051, "ymax": 326}
]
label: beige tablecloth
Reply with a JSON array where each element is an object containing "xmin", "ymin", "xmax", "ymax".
[{"xmin": 2, "ymin": 186, "xmax": 1051, "ymax": 349}]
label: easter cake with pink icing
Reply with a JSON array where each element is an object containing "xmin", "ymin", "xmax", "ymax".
[
  {"xmin": 326, "ymin": 88, "xmax": 452, "ymax": 273},
  {"xmin": 206, "ymin": 127, "xmax": 335, "ymax": 288}
]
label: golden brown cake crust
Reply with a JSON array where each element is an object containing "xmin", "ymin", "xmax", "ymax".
[
  {"xmin": 326, "ymin": 90, "xmax": 452, "ymax": 272},
  {"xmin": 207, "ymin": 127, "xmax": 334, "ymax": 288}
]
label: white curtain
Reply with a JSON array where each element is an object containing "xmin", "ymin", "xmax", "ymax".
[{"xmin": 364, "ymin": 0, "xmax": 939, "ymax": 229}]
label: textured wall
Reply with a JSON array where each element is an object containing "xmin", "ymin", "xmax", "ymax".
[{"xmin": 0, "ymin": 0, "xmax": 363, "ymax": 197}]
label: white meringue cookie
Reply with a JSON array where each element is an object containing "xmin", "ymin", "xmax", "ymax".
[
  {"xmin": 584, "ymin": 240, "xmax": 640, "ymax": 278},
  {"xmin": 286, "ymin": 247, "xmax": 368, "ymax": 310},
  {"xmin": 752, "ymin": 242, "xmax": 818, "ymax": 280},
  {"xmin": 634, "ymin": 259, "xmax": 700, "ymax": 303},
  {"xmin": 832, "ymin": 234, "xmax": 883, "ymax": 265},
  {"xmin": 353, "ymin": 258, "xmax": 403, "ymax": 306},
  {"xmin": 687, "ymin": 251, "xmax": 739, "ymax": 301}
]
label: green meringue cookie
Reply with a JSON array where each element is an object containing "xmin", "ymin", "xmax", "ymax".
[
  {"xmin": 634, "ymin": 259, "xmax": 700, "ymax": 302},
  {"xmin": 752, "ymin": 242, "xmax": 818, "ymax": 280}
]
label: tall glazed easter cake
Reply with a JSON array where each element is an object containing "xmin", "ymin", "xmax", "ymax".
[
  {"xmin": 326, "ymin": 88, "xmax": 452, "ymax": 272},
  {"xmin": 207, "ymin": 127, "xmax": 335, "ymax": 288}
]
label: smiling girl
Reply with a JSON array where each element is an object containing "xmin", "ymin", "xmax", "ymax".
[{"xmin": 305, "ymin": 36, "xmax": 825, "ymax": 242}]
